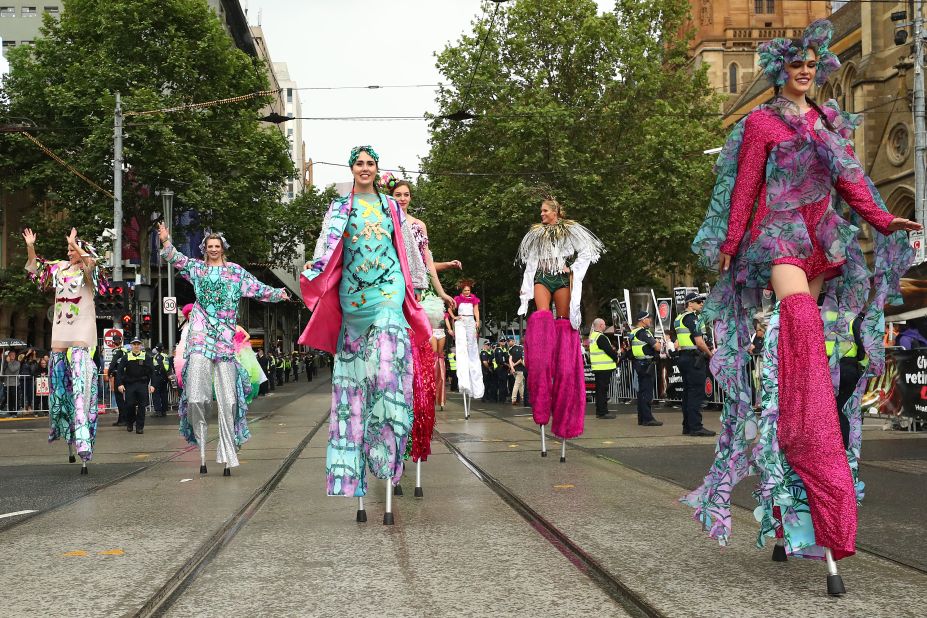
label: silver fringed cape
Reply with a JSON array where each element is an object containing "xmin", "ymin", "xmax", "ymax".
[{"xmin": 516, "ymin": 220, "xmax": 604, "ymax": 329}]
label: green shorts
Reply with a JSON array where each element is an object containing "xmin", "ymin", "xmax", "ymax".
[{"xmin": 534, "ymin": 272, "xmax": 570, "ymax": 294}]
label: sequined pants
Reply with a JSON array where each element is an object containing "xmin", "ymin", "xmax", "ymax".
[
  {"xmin": 48, "ymin": 348, "xmax": 98, "ymax": 462},
  {"xmin": 186, "ymin": 354, "xmax": 239, "ymax": 468}
]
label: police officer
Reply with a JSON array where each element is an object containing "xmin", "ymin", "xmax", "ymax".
[
  {"xmin": 108, "ymin": 335, "xmax": 128, "ymax": 426},
  {"xmin": 825, "ymin": 310, "xmax": 867, "ymax": 449},
  {"xmin": 480, "ymin": 341, "xmax": 495, "ymax": 402},
  {"xmin": 150, "ymin": 344, "xmax": 171, "ymax": 417},
  {"xmin": 116, "ymin": 337, "xmax": 155, "ymax": 434},
  {"xmin": 673, "ymin": 292, "xmax": 715, "ymax": 437},
  {"xmin": 508, "ymin": 337, "xmax": 526, "ymax": 406},
  {"xmin": 493, "ymin": 339, "xmax": 510, "ymax": 403},
  {"xmin": 589, "ymin": 318, "xmax": 618, "ymax": 419},
  {"xmin": 447, "ymin": 348, "xmax": 458, "ymax": 392},
  {"xmin": 630, "ymin": 311, "xmax": 664, "ymax": 427}
]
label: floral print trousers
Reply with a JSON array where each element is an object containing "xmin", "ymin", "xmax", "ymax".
[
  {"xmin": 326, "ymin": 316, "xmax": 413, "ymax": 497},
  {"xmin": 49, "ymin": 348, "xmax": 98, "ymax": 462}
]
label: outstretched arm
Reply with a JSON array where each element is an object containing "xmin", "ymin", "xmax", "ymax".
[
  {"xmin": 158, "ymin": 222, "xmax": 197, "ymax": 282},
  {"xmin": 23, "ymin": 229, "xmax": 38, "ymax": 271},
  {"xmin": 719, "ymin": 113, "xmax": 769, "ymax": 270}
]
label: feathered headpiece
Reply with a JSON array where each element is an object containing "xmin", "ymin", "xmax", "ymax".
[
  {"xmin": 348, "ymin": 145, "xmax": 380, "ymax": 167},
  {"xmin": 199, "ymin": 230, "xmax": 230, "ymax": 257},
  {"xmin": 757, "ymin": 19, "xmax": 840, "ymax": 87},
  {"xmin": 75, "ymin": 238, "xmax": 100, "ymax": 259},
  {"xmin": 380, "ymin": 171, "xmax": 401, "ymax": 194}
]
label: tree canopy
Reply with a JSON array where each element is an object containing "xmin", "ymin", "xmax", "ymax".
[
  {"xmin": 418, "ymin": 0, "xmax": 723, "ymax": 328},
  {"xmin": 0, "ymin": 0, "xmax": 297, "ymax": 267}
]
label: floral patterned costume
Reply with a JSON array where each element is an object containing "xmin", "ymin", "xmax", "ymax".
[
  {"xmin": 161, "ymin": 244, "xmax": 287, "ymax": 469},
  {"xmin": 26, "ymin": 258, "xmax": 102, "ymax": 462},
  {"xmin": 682, "ymin": 97, "xmax": 913, "ymax": 559},
  {"xmin": 300, "ymin": 193, "xmax": 431, "ymax": 497}
]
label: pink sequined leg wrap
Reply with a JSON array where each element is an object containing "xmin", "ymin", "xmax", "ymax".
[
  {"xmin": 410, "ymin": 336, "xmax": 436, "ymax": 463},
  {"xmin": 526, "ymin": 310, "xmax": 554, "ymax": 426},
  {"xmin": 778, "ymin": 293, "xmax": 857, "ymax": 559},
  {"xmin": 551, "ymin": 319, "xmax": 586, "ymax": 439}
]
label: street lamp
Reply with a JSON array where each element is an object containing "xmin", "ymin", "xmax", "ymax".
[{"xmin": 162, "ymin": 188, "xmax": 176, "ymax": 353}]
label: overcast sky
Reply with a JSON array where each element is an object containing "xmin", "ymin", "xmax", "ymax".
[{"xmin": 249, "ymin": 0, "xmax": 613, "ymax": 189}]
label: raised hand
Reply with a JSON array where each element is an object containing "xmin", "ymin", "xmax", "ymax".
[
  {"xmin": 449, "ymin": 260, "xmax": 462, "ymax": 270},
  {"xmin": 887, "ymin": 217, "xmax": 923, "ymax": 233},
  {"xmin": 22, "ymin": 228, "xmax": 37, "ymax": 246},
  {"xmin": 157, "ymin": 221, "xmax": 170, "ymax": 244},
  {"xmin": 66, "ymin": 227, "xmax": 79, "ymax": 247}
]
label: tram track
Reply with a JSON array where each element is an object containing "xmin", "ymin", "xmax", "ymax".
[{"xmin": 469, "ymin": 402, "xmax": 927, "ymax": 578}]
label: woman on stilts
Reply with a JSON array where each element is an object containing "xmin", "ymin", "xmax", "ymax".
[
  {"xmin": 682, "ymin": 20, "xmax": 920, "ymax": 595},
  {"xmin": 24, "ymin": 227, "xmax": 104, "ymax": 474},
  {"xmin": 383, "ymin": 172, "xmax": 460, "ymax": 498},
  {"xmin": 158, "ymin": 224, "xmax": 290, "ymax": 476},
  {"xmin": 298, "ymin": 146, "xmax": 431, "ymax": 524},
  {"xmin": 452, "ymin": 279, "xmax": 484, "ymax": 416},
  {"xmin": 516, "ymin": 192, "xmax": 603, "ymax": 462}
]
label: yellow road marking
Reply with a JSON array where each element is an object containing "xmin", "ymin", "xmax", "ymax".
[
  {"xmin": 133, "ymin": 454, "xmax": 149, "ymax": 460},
  {"xmin": 98, "ymin": 549, "xmax": 124, "ymax": 556},
  {"xmin": 63, "ymin": 550, "xmax": 88, "ymax": 557},
  {"xmin": 553, "ymin": 484, "xmax": 575, "ymax": 489},
  {"xmin": 508, "ymin": 444, "xmax": 519, "ymax": 448}
]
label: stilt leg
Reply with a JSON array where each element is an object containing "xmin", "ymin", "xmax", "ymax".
[
  {"xmin": 80, "ymin": 462, "xmax": 88, "ymax": 475},
  {"xmin": 383, "ymin": 479, "xmax": 395, "ymax": 525},
  {"xmin": 394, "ymin": 483, "xmax": 403, "ymax": 496},
  {"xmin": 560, "ymin": 439, "xmax": 567, "ymax": 463},
  {"xmin": 356, "ymin": 497, "xmax": 367, "ymax": 523},
  {"xmin": 825, "ymin": 548, "xmax": 846, "ymax": 596},
  {"xmin": 463, "ymin": 393, "xmax": 470, "ymax": 420},
  {"xmin": 772, "ymin": 538, "xmax": 788, "ymax": 562},
  {"xmin": 540, "ymin": 424, "xmax": 547, "ymax": 457},
  {"xmin": 68, "ymin": 443, "xmax": 76, "ymax": 464},
  {"xmin": 223, "ymin": 464, "xmax": 231, "ymax": 477},
  {"xmin": 414, "ymin": 460, "xmax": 424, "ymax": 498}
]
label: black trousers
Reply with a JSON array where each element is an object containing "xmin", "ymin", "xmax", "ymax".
[
  {"xmin": 495, "ymin": 368, "xmax": 509, "ymax": 402},
  {"xmin": 124, "ymin": 382, "xmax": 149, "ymax": 430},
  {"xmin": 483, "ymin": 369, "xmax": 496, "ymax": 401},
  {"xmin": 677, "ymin": 353, "xmax": 707, "ymax": 433},
  {"xmin": 114, "ymin": 387, "xmax": 127, "ymax": 422},
  {"xmin": 594, "ymin": 369, "xmax": 614, "ymax": 416},
  {"xmin": 634, "ymin": 361, "xmax": 656, "ymax": 423},
  {"xmin": 836, "ymin": 359, "xmax": 862, "ymax": 449},
  {"xmin": 151, "ymin": 379, "xmax": 168, "ymax": 414}
]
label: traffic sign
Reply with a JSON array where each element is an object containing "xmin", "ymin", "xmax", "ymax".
[
  {"xmin": 910, "ymin": 230, "xmax": 925, "ymax": 264},
  {"xmin": 163, "ymin": 296, "xmax": 177, "ymax": 314},
  {"xmin": 103, "ymin": 328, "xmax": 124, "ymax": 349}
]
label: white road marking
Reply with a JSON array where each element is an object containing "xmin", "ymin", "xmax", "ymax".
[{"xmin": 0, "ymin": 510, "xmax": 37, "ymax": 519}]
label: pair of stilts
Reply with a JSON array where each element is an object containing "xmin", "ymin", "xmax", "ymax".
[
  {"xmin": 354, "ymin": 460, "xmax": 425, "ymax": 525},
  {"xmin": 67, "ymin": 444, "xmax": 88, "ymax": 475}
]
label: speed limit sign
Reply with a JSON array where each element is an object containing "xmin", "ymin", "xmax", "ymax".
[{"xmin": 162, "ymin": 296, "xmax": 177, "ymax": 314}]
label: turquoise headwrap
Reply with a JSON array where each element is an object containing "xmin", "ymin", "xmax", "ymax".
[{"xmin": 348, "ymin": 145, "xmax": 379, "ymax": 167}]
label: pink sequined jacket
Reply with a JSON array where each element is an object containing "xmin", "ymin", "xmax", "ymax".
[{"xmin": 721, "ymin": 107, "xmax": 895, "ymax": 258}]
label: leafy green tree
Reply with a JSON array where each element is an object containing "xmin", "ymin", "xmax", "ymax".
[
  {"xmin": 0, "ymin": 0, "xmax": 295, "ymax": 267},
  {"xmin": 419, "ymin": 0, "xmax": 723, "ymax": 327}
]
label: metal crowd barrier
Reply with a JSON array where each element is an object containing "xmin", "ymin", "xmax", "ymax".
[
  {"xmin": 1, "ymin": 373, "xmax": 178, "ymax": 417},
  {"xmin": 609, "ymin": 355, "xmax": 762, "ymax": 407}
]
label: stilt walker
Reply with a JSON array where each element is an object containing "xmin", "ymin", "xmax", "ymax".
[
  {"xmin": 383, "ymin": 172, "xmax": 460, "ymax": 499},
  {"xmin": 298, "ymin": 146, "xmax": 431, "ymax": 525},
  {"xmin": 453, "ymin": 279, "xmax": 484, "ymax": 414},
  {"xmin": 158, "ymin": 224, "xmax": 290, "ymax": 476},
  {"xmin": 23, "ymin": 228, "xmax": 103, "ymax": 474},
  {"xmin": 517, "ymin": 192, "xmax": 603, "ymax": 461},
  {"xmin": 681, "ymin": 19, "xmax": 921, "ymax": 595}
]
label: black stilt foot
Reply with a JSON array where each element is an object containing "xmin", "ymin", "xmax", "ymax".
[
  {"xmin": 541, "ymin": 451, "xmax": 547, "ymax": 457},
  {"xmin": 394, "ymin": 484, "xmax": 403, "ymax": 496},
  {"xmin": 414, "ymin": 486, "xmax": 424, "ymax": 498},
  {"xmin": 68, "ymin": 455, "xmax": 76, "ymax": 463},
  {"xmin": 772, "ymin": 543, "xmax": 788, "ymax": 562},
  {"xmin": 827, "ymin": 574, "xmax": 846, "ymax": 596},
  {"xmin": 80, "ymin": 466, "xmax": 88, "ymax": 475},
  {"xmin": 383, "ymin": 512, "xmax": 395, "ymax": 525},
  {"xmin": 199, "ymin": 465, "xmax": 208, "ymax": 474},
  {"xmin": 559, "ymin": 456, "xmax": 566, "ymax": 463},
  {"xmin": 223, "ymin": 468, "xmax": 231, "ymax": 477},
  {"xmin": 356, "ymin": 509, "xmax": 367, "ymax": 523}
]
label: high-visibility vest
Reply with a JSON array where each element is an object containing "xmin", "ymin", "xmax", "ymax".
[
  {"xmin": 824, "ymin": 311, "xmax": 863, "ymax": 362},
  {"xmin": 127, "ymin": 351, "xmax": 147, "ymax": 362},
  {"xmin": 588, "ymin": 331, "xmax": 617, "ymax": 371},
  {"xmin": 673, "ymin": 311, "xmax": 697, "ymax": 350},
  {"xmin": 448, "ymin": 352, "xmax": 457, "ymax": 370},
  {"xmin": 630, "ymin": 327, "xmax": 652, "ymax": 359}
]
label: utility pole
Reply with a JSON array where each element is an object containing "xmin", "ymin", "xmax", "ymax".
[
  {"xmin": 162, "ymin": 189, "xmax": 176, "ymax": 353},
  {"xmin": 915, "ymin": 2, "xmax": 927, "ymax": 227},
  {"xmin": 113, "ymin": 92, "xmax": 124, "ymax": 281}
]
